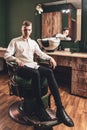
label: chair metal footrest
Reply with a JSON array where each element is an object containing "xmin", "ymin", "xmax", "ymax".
[{"xmin": 9, "ymin": 101, "xmax": 62, "ymax": 128}]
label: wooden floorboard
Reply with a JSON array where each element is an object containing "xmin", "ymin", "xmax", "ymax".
[{"xmin": 0, "ymin": 73, "xmax": 87, "ymax": 130}]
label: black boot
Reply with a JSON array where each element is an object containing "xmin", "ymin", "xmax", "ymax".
[{"xmin": 56, "ymin": 106, "xmax": 74, "ymax": 127}]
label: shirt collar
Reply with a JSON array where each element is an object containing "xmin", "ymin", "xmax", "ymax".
[{"xmin": 21, "ymin": 36, "xmax": 31, "ymax": 42}]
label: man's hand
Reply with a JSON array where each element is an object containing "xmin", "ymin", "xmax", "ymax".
[
  {"xmin": 15, "ymin": 58, "xmax": 24, "ymax": 67},
  {"xmin": 50, "ymin": 57, "xmax": 57, "ymax": 69}
]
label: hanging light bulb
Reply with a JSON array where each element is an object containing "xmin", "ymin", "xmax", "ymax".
[
  {"xmin": 62, "ymin": 9, "xmax": 66, "ymax": 13},
  {"xmin": 66, "ymin": 9, "xmax": 70, "ymax": 13}
]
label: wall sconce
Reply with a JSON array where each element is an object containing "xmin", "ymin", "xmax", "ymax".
[
  {"xmin": 61, "ymin": 9, "xmax": 71, "ymax": 13},
  {"xmin": 36, "ymin": 4, "xmax": 43, "ymax": 14}
]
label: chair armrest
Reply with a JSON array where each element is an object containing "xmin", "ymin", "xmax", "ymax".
[
  {"xmin": 6, "ymin": 61, "xmax": 19, "ymax": 75},
  {"xmin": 38, "ymin": 58, "xmax": 50, "ymax": 67},
  {"xmin": 6, "ymin": 59, "xmax": 50, "ymax": 68},
  {"xmin": 6, "ymin": 61, "xmax": 17, "ymax": 67}
]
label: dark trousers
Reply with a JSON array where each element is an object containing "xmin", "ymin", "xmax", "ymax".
[{"xmin": 17, "ymin": 65, "xmax": 62, "ymax": 108}]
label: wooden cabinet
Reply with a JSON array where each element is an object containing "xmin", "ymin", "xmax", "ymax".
[
  {"xmin": 48, "ymin": 51, "xmax": 87, "ymax": 97},
  {"xmin": 71, "ymin": 59, "xmax": 87, "ymax": 97}
]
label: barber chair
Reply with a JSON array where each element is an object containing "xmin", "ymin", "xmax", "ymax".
[
  {"xmin": 7, "ymin": 61, "xmax": 61, "ymax": 129},
  {"xmin": 37, "ymin": 38, "xmax": 60, "ymax": 52}
]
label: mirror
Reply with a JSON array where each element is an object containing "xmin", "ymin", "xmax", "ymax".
[{"xmin": 41, "ymin": 0, "xmax": 82, "ymax": 42}]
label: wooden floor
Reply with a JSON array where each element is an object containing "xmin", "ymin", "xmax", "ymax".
[{"xmin": 0, "ymin": 72, "xmax": 87, "ymax": 130}]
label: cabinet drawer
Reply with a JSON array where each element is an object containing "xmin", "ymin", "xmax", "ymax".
[
  {"xmin": 72, "ymin": 70, "xmax": 87, "ymax": 83},
  {"xmin": 71, "ymin": 82, "xmax": 87, "ymax": 97},
  {"xmin": 79, "ymin": 63, "xmax": 87, "ymax": 71}
]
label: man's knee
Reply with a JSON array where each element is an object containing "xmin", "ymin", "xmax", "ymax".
[
  {"xmin": 33, "ymin": 70, "xmax": 40, "ymax": 78},
  {"xmin": 47, "ymin": 68, "xmax": 54, "ymax": 76}
]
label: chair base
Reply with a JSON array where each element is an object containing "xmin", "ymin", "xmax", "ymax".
[{"xmin": 9, "ymin": 101, "xmax": 62, "ymax": 128}]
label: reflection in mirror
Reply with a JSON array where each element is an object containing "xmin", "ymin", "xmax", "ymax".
[{"xmin": 41, "ymin": 0, "xmax": 81, "ymax": 42}]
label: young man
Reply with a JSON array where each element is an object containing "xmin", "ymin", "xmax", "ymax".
[
  {"xmin": 4, "ymin": 20, "xmax": 74, "ymax": 127},
  {"xmin": 56, "ymin": 27, "xmax": 71, "ymax": 40}
]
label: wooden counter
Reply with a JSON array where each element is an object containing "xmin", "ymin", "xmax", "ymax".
[
  {"xmin": 0, "ymin": 47, "xmax": 6, "ymax": 71},
  {"xmin": 47, "ymin": 51, "xmax": 87, "ymax": 97},
  {"xmin": 47, "ymin": 51, "xmax": 87, "ymax": 58},
  {"xmin": 0, "ymin": 47, "xmax": 6, "ymax": 58}
]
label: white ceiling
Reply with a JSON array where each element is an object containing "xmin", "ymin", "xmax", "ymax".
[{"xmin": 43, "ymin": 0, "xmax": 81, "ymax": 9}]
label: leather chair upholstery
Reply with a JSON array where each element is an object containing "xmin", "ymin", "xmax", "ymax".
[{"xmin": 7, "ymin": 61, "xmax": 61, "ymax": 128}]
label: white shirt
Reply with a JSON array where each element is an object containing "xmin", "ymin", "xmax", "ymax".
[
  {"xmin": 4, "ymin": 36, "xmax": 51, "ymax": 69},
  {"xmin": 56, "ymin": 33, "xmax": 71, "ymax": 40}
]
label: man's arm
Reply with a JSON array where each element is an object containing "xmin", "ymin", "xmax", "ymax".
[
  {"xmin": 50, "ymin": 57, "xmax": 57, "ymax": 69},
  {"xmin": 4, "ymin": 40, "xmax": 16, "ymax": 62},
  {"xmin": 35, "ymin": 41, "xmax": 57, "ymax": 69}
]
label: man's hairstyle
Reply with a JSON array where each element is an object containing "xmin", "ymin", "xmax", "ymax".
[
  {"xmin": 63, "ymin": 27, "xmax": 69, "ymax": 32},
  {"xmin": 22, "ymin": 20, "xmax": 32, "ymax": 26}
]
